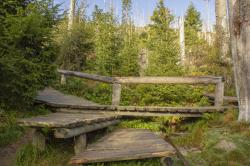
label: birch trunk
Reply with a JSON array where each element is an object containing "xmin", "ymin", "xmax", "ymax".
[
  {"xmin": 216, "ymin": 0, "xmax": 230, "ymax": 60},
  {"xmin": 179, "ymin": 16, "xmax": 185, "ymax": 65},
  {"xmin": 68, "ymin": 0, "xmax": 76, "ymax": 30},
  {"xmin": 228, "ymin": 0, "xmax": 250, "ymax": 122}
]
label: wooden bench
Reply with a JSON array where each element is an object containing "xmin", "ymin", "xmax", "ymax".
[{"xmin": 18, "ymin": 112, "xmax": 120, "ymax": 154}]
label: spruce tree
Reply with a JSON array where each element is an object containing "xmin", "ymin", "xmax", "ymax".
[
  {"xmin": 92, "ymin": 6, "xmax": 122, "ymax": 76},
  {"xmin": 184, "ymin": 3, "xmax": 202, "ymax": 32},
  {"xmin": 147, "ymin": 0, "xmax": 181, "ymax": 76},
  {"xmin": 0, "ymin": 0, "xmax": 59, "ymax": 110},
  {"xmin": 184, "ymin": 3, "xmax": 204, "ymax": 68}
]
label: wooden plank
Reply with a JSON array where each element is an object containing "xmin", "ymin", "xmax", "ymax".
[
  {"xmin": 116, "ymin": 106, "xmax": 224, "ymax": 113},
  {"xmin": 18, "ymin": 113, "xmax": 119, "ymax": 128},
  {"xmin": 114, "ymin": 76, "xmax": 222, "ymax": 84},
  {"xmin": 70, "ymin": 129, "xmax": 175, "ymax": 164},
  {"xmin": 58, "ymin": 69, "xmax": 114, "ymax": 83},
  {"xmin": 214, "ymin": 82, "xmax": 224, "ymax": 107},
  {"xmin": 54, "ymin": 119, "xmax": 120, "ymax": 138},
  {"xmin": 56, "ymin": 106, "xmax": 224, "ymax": 113},
  {"xmin": 112, "ymin": 84, "xmax": 121, "ymax": 106},
  {"xmin": 35, "ymin": 88, "xmax": 100, "ymax": 108},
  {"xmin": 32, "ymin": 129, "xmax": 45, "ymax": 151},
  {"xmin": 204, "ymin": 93, "xmax": 238, "ymax": 105},
  {"xmin": 58, "ymin": 70, "xmax": 223, "ymax": 85},
  {"xmin": 56, "ymin": 109, "xmax": 203, "ymax": 118},
  {"xmin": 74, "ymin": 134, "xmax": 87, "ymax": 154}
]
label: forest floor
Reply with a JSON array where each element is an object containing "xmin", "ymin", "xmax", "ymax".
[{"xmin": 0, "ymin": 109, "xmax": 250, "ymax": 166}]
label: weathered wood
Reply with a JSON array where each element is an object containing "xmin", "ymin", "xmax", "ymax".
[
  {"xmin": 114, "ymin": 76, "xmax": 222, "ymax": 84},
  {"xmin": 215, "ymin": 82, "xmax": 224, "ymax": 106},
  {"xmin": 112, "ymin": 84, "xmax": 121, "ymax": 106},
  {"xmin": 70, "ymin": 129, "xmax": 175, "ymax": 164},
  {"xmin": 35, "ymin": 88, "xmax": 99, "ymax": 108},
  {"xmin": 74, "ymin": 134, "xmax": 86, "ymax": 154},
  {"xmin": 32, "ymin": 129, "xmax": 45, "ymax": 151},
  {"xmin": 57, "ymin": 109, "xmax": 203, "ymax": 118},
  {"xmin": 204, "ymin": 93, "xmax": 238, "ymax": 105},
  {"xmin": 58, "ymin": 70, "xmax": 114, "ymax": 83},
  {"xmin": 228, "ymin": 0, "xmax": 250, "ymax": 121},
  {"xmin": 58, "ymin": 70, "xmax": 222, "ymax": 85},
  {"xmin": 61, "ymin": 74, "xmax": 66, "ymax": 85},
  {"xmin": 18, "ymin": 113, "xmax": 119, "ymax": 128},
  {"xmin": 161, "ymin": 157, "xmax": 174, "ymax": 166},
  {"xmin": 54, "ymin": 119, "xmax": 120, "ymax": 138},
  {"xmin": 116, "ymin": 106, "xmax": 224, "ymax": 113}
]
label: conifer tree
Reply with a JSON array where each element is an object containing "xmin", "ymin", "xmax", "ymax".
[
  {"xmin": 0, "ymin": 0, "xmax": 59, "ymax": 110},
  {"xmin": 119, "ymin": 0, "xmax": 139, "ymax": 76},
  {"xmin": 122, "ymin": 0, "xmax": 132, "ymax": 24},
  {"xmin": 147, "ymin": 0, "xmax": 181, "ymax": 76},
  {"xmin": 92, "ymin": 6, "xmax": 121, "ymax": 76},
  {"xmin": 184, "ymin": 3, "xmax": 204, "ymax": 67}
]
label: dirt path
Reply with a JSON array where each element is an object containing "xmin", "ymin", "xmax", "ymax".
[{"xmin": 0, "ymin": 130, "xmax": 33, "ymax": 166}]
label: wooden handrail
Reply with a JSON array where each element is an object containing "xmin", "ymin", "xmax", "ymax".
[
  {"xmin": 58, "ymin": 69, "xmax": 114, "ymax": 83},
  {"xmin": 58, "ymin": 69, "xmax": 223, "ymax": 84},
  {"xmin": 58, "ymin": 69, "xmax": 224, "ymax": 107}
]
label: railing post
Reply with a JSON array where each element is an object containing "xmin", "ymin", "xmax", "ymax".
[
  {"xmin": 112, "ymin": 84, "xmax": 121, "ymax": 106},
  {"xmin": 61, "ymin": 74, "xmax": 66, "ymax": 85},
  {"xmin": 214, "ymin": 81, "xmax": 224, "ymax": 107}
]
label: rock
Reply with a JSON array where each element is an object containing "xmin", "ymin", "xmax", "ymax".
[{"xmin": 215, "ymin": 139, "xmax": 237, "ymax": 151}]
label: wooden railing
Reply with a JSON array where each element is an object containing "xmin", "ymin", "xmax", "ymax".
[{"xmin": 58, "ymin": 69, "xmax": 224, "ymax": 107}]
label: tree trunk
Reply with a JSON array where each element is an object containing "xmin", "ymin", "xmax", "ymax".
[
  {"xmin": 216, "ymin": 0, "xmax": 230, "ymax": 60},
  {"xmin": 179, "ymin": 16, "xmax": 185, "ymax": 65},
  {"xmin": 68, "ymin": 0, "xmax": 76, "ymax": 30},
  {"xmin": 228, "ymin": 0, "xmax": 250, "ymax": 122}
]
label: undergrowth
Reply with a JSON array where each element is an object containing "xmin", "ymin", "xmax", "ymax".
[
  {"xmin": 53, "ymin": 77, "xmax": 212, "ymax": 107},
  {"xmin": 15, "ymin": 143, "xmax": 72, "ymax": 166},
  {"xmin": 0, "ymin": 106, "xmax": 50, "ymax": 146}
]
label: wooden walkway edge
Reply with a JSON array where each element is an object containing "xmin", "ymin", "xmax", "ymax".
[
  {"xmin": 70, "ymin": 129, "xmax": 176, "ymax": 164},
  {"xmin": 35, "ymin": 88, "xmax": 226, "ymax": 117}
]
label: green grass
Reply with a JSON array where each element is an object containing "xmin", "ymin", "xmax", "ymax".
[
  {"xmin": 0, "ymin": 111, "xmax": 24, "ymax": 146},
  {"xmin": 15, "ymin": 143, "xmax": 72, "ymax": 166},
  {"xmin": 0, "ymin": 106, "xmax": 51, "ymax": 146}
]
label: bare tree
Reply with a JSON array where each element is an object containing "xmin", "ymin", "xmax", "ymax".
[
  {"xmin": 68, "ymin": 0, "xmax": 76, "ymax": 30},
  {"xmin": 216, "ymin": 0, "xmax": 230, "ymax": 60},
  {"xmin": 228, "ymin": 0, "xmax": 250, "ymax": 121},
  {"xmin": 179, "ymin": 16, "xmax": 185, "ymax": 65}
]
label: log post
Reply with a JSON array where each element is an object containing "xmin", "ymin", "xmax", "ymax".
[
  {"xmin": 32, "ymin": 129, "xmax": 46, "ymax": 151},
  {"xmin": 74, "ymin": 134, "xmax": 87, "ymax": 154},
  {"xmin": 112, "ymin": 84, "xmax": 121, "ymax": 106},
  {"xmin": 61, "ymin": 74, "xmax": 66, "ymax": 85},
  {"xmin": 214, "ymin": 81, "xmax": 224, "ymax": 107},
  {"xmin": 161, "ymin": 157, "xmax": 174, "ymax": 166},
  {"xmin": 228, "ymin": 0, "xmax": 250, "ymax": 121}
]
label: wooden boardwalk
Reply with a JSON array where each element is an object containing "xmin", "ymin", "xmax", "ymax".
[
  {"xmin": 36, "ymin": 88, "xmax": 99, "ymax": 107},
  {"xmin": 35, "ymin": 88, "xmax": 225, "ymax": 117},
  {"xmin": 70, "ymin": 129, "xmax": 175, "ymax": 164},
  {"xmin": 18, "ymin": 112, "xmax": 120, "ymax": 128}
]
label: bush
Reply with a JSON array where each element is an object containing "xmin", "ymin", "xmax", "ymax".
[{"xmin": 0, "ymin": 0, "xmax": 59, "ymax": 110}]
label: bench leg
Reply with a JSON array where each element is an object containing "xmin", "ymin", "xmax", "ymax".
[
  {"xmin": 32, "ymin": 129, "xmax": 46, "ymax": 151},
  {"xmin": 161, "ymin": 157, "xmax": 174, "ymax": 166},
  {"xmin": 74, "ymin": 134, "xmax": 87, "ymax": 154}
]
